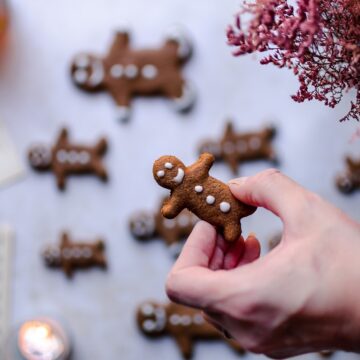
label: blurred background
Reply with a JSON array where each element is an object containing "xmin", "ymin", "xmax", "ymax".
[{"xmin": 0, "ymin": 0, "xmax": 359, "ymax": 359}]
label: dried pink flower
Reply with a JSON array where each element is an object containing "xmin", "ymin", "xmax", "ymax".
[{"xmin": 227, "ymin": 0, "xmax": 360, "ymax": 121}]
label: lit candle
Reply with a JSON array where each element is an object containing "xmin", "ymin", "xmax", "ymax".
[{"xmin": 17, "ymin": 318, "xmax": 70, "ymax": 360}]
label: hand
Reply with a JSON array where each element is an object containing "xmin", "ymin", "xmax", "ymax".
[{"xmin": 166, "ymin": 169, "xmax": 360, "ymax": 358}]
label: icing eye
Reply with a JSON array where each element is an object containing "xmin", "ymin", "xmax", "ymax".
[
  {"xmin": 165, "ymin": 162, "xmax": 173, "ymax": 169},
  {"xmin": 75, "ymin": 55, "xmax": 90, "ymax": 68},
  {"xmin": 157, "ymin": 170, "xmax": 165, "ymax": 178},
  {"xmin": 74, "ymin": 69, "xmax": 88, "ymax": 84},
  {"xmin": 142, "ymin": 320, "xmax": 157, "ymax": 332},
  {"xmin": 141, "ymin": 303, "xmax": 154, "ymax": 316}
]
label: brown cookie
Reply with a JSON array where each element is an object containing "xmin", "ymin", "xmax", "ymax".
[
  {"xmin": 336, "ymin": 156, "xmax": 360, "ymax": 194},
  {"xmin": 42, "ymin": 232, "xmax": 107, "ymax": 278},
  {"xmin": 153, "ymin": 153, "xmax": 256, "ymax": 242},
  {"xmin": 129, "ymin": 198, "xmax": 198, "ymax": 256},
  {"xmin": 137, "ymin": 300, "xmax": 244, "ymax": 359},
  {"xmin": 198, "ymin": 121, "xmax": 277, "ymax": 174},
  {"xmin": 70, "ymin": 28, "xmax": 195, "ymax": 122},
  {"xmin": 28, "ymin": 128, "xmax": 108, "ymax": 190}
]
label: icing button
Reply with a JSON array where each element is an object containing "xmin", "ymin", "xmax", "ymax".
[{"xmin": 206, "ymin": 195, "xmax": 215, "ymax": 205}]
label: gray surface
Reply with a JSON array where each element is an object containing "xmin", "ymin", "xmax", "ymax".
[{"xmin": 0, "ymin": 0, "xmax": 359, "ymax": 359}]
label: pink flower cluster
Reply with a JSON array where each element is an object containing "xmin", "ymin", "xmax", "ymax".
[{"xmin": 227, "ymin": 0, "xmax": 360, "ymax": 121}]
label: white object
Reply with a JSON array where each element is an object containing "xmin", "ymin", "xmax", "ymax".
[
  {"xmin": 0, "ymin": 224, "xmax": 14, "ymax": 355},
  {"xmin": 0, "ymin": 121, "xmax": 25, "ymax": 187}
]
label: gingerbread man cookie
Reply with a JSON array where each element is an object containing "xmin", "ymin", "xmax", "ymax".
[
  {"xmin": 70, "ymin": 28, "xmax": 195, "ymax": 122},
  {"xmin": 129, "ymin": 198, "xmax": 198, "ymax": 256},
  {"xmin": 137, "ymin": 301, "xmax": 244, "ymax": 359},
  {"xmin": 336, "ymin": 156, "xmax": 360, "ymax": 194},
  {"xmin": 28, "ymin": 128, "xmax": 108, "ymax": 190},
  {"xmin": 153, "ymin": 153, "xmax": 256, "ymax": 242},
  {"xmin": 42, "ymin": 232, "xmax": 107, "ymax": 278},
  {"xmin": 198, "ymin": 121, "xmax": 277, "ymax": 174}
]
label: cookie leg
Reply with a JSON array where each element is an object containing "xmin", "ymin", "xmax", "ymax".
[
  {"xmin": 111, "ymin": 89, "xmax": 132, "ymax": 123},
  {"xmin": 94, "ymin": 161, "xmax": 108, "ymax": 182},
  {"xmin": 96, "ymin": 138, "xmax": 108, "ymax": 155},
  {"xmin": 56, "ymin": 174, "xmax": 66, "ymax": 191},
  {"xmin": 223, "ymin": 223, "xmax": 241, "ymax": 242},
  {"xmin": 165, "ymin": 77, "xmax": 196, "ymax": 112}
]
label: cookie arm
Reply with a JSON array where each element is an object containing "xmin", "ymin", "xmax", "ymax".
[
  {"xmin": 161, "ymin": 196, "xmax": 185, "ymax": 219},
  {"xmin": 192, "ymin": 153, "xmax": 215, "ymax": 177},
  {"xmin": 55, "ymin": 128, "xmax": 69, "ymax": 148},
  {"xmin": 108, "ymin": 31, "xmax": 130, "ymax": 57}
]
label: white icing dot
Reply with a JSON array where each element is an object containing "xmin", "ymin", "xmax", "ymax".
[
  {"xmin": 141, "ymin": 303, "xmax": 154, "ymax": 316},
  {"xmin": 223, "ymin": 141, "xmax": 235, "ymax": 154},
  {"xmin": 56, "ymin": 150, "xmax": 67, "ymax": 163},
  {"xmin": 51, "ymin": 249, "xmax": 60, "ymax": 257},
  {"xmin": 68, "ymin": 150, "xmax": 78, "ymax": 164},
  {"xmin": 250, "ymin": 137, "xmax": 261, "ymax": 150},
  {"xmin": 165, "ymin": 162, "xmax": 173, "ymax": 169},
  {"xmin": 125, "ymin": 64, "xmax": 138, "ymax": 78},
  {"xmin": 193, "ymin": 314, "xmax": 205, "ymax": 325},
  {"xmin": 157, "ymin": 170, "xmax": 165, "ymax": 178},
  {"xmin": 79, "ymin": 151, "xmax": 90, "ymax": 165},
  {"xmin": 74, "ymin": 69, "xmax": 88, "ymax": 84},
  {"xmin": 72, "ymin": 248, "xmax": 81, "ymax": 258},
  {"xmin": 206, "ymin": 195, "xmax": 215, "ymax": 205},
  {"xmin": 178, "ymin": 214, "xmax": 189, "ymax": 227},
  {"xmin": 220, "ymin": 202, "xmax": 231, "ymax": 213},
  {"xmin": 75, "ymin": 55, "xmax": 90, "ymax": 68},
  {"xmin": 62, "ymin": 248, "xmax": 71, "ymax": 259},
  {"xmin": 180, "ymin": 315, "xmax": 192, "ymax": 326},
  {"xmin": 142, "ymin": 320, "xmax": 156, "ymax": 332},
  {"xmin": 163, "ymin": 219, "xmax": 176, "ymax": 229},
  {"xmin": 110, "ymin": 64, "xmax": 124, "ymax": 78},
  {"xmin": 194, "ymin": 185, "xmax": 203, "ymax": 193},
  {"xmin": 169, "ymin": 314, "xmax": 181, "ymax": 326},
  {"xmin": 82, "ymin": 248, "xmax": 92, "ymax": 258},
  {"xmin": 142, "ymin": 64, "xmax": 158, "ymax": 79}
]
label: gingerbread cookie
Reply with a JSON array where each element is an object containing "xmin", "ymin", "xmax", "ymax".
[
  {"xmin": 153, "ymin": 153, "xmax": 256, "ymax": 242},
  {"xmin": 28, "ymin": 128, "xmax": 108, "ymax": 190},
  {"xmin": 336, "ymin": 156, "xmax": 360, "ymax": 194},
  {"xmin": 198, "ymin": 121, "xmax": 277, "ymax": 174},
  {"xmin": 129, "ymin": 198, "xmax": 198, "ymax": 256},
  {"xmin": 70, "ymin": 28, "xmax": 195, "ymax": 122},
  {"xmin": 137, "ymin": 301, "xmax": 244, "ymax": 359},
  {"xmin": 42, "ymin": 232, "xmax": 107, "ymax": 278}
]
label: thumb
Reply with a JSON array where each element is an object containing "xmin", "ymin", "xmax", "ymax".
[{"xmin": 229, "ymin": 169, "xmax": 307, "ymax": 222}]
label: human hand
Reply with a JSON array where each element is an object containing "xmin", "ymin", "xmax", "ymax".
[{"xmin": 166, "ymin": 169, "xmax": 360, "ymax": 358}]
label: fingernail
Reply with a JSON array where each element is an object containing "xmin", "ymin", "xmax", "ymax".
[
  {"xmin": 228, "ymin": 177, "xmax": 248, "ymax": 187},
  {"xmin": 248, "ymin": 231, "xmax": 256, "ymax": 238}
]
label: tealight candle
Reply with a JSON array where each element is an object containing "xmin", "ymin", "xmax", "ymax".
[{"xmin": 17, "ymin": 318, "xmax": 70, "ymax": 360}]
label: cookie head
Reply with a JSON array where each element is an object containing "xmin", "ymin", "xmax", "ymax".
[
  {"xmin": 28, "ymin": 145, "xmax": 52, "ymax": 170},
  {"xmin": 129, "ymin": 212, "xmax": 156, "ymax": 239},
  {"xmin": 71, "ymin": 54, "xmax": 104, "ymax": 91},
  {"xmin": 198, "ymin": 140, "xmax": 222, "ymax": 159},
  {"xmin": 153, "ymin": 156, "xmax": 186, "ymax": 190},
  {"xmin": 137, "ymin": 301, "xmax": 167, "ymax": 337},
  {"xmin": 43, "ymin": 246, "xmax": 62, "ymax": 267}
]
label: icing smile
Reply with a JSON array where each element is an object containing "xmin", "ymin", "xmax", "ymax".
[{"xmin": 173, "ymin": 168, "xmax": 184, "ymax": 184}]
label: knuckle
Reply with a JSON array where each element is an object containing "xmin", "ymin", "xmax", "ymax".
[{"xmin": 165, "ymin": 271, "xmax": 181, "ymax": 301}]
